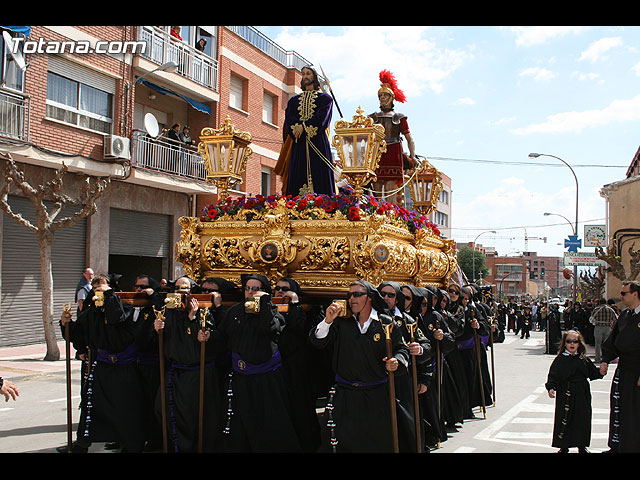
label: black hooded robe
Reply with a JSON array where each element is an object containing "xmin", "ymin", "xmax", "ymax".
[
  {"xmin": 277, "ymin": 277, "xmax": 323, "ymax": 453},
  {"xmin": 310, "ymin": 280, "xmax": 409, "ymax": 453},
  {"xmin": 73, "ymin": 288, "xmax": 146, "ymax": 452},
  {"xmin": 211, "ymin": 274, "xmax": 301, "ymax": 453},
  {"xmin": 602, "ymin": 307, "xmax": 640, "ymax": 453},
  {"xmin": 545, "ymin": 352, "xmax": 603, "ymax": 449}
]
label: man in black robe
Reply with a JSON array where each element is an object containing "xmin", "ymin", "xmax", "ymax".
[
  {"xmin": 153, "ymin": 276, "xmax": 223, "ymax": 453},
  {"xmin": 275, "ymin": 277, "xmax": 323, "ymax": 453},
  {"xmin": 59, "ymin": 274, "xmax": 145, "ymax": 453},
  {"xmin": 601, "ymin": 280, "xmax": 640, "ymax": 453},
  {"xmin": 379, "ymin": 281, "xmax": 431, "ymax": 452},
  {"xmin": 210, "ymin": 274, "xmax": 301, "ymax": 453},
  {"xmin": 310, "ymin": 280, "xmax": 409, "ymax": 453}
]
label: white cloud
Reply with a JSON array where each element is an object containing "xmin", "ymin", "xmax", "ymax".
[
  {"xmin": 571, "ymin": 71, "xmax": 602, "ymax": 82},
  {"xmin": 579, "ymin": 36, "xmax": 624, "ymax": 62},
  {"xmin": 508, "ymin": 26, "xmax": 592, "ymax": 47},
  {"xmin": 268, "ymin": 26, "xmax": 473, "ymax": 102},
  {"xmin": 519, "ymin": 66, "xmax": 556, "ymax": 82},
  {"xmin": 512, "ymin": 93, "xmax": 640, "ymax": 135},
  {"xmin": 452, "ymin": 97, "xmax": 475, "ymax": 106},
  {"xmin": 632, "ymin": 61, "xmax": 640, "ymax": 76}
]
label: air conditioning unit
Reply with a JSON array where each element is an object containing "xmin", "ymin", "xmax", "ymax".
[{"xmin": 104, "ymin": 135, "xmax": 131, "ymax": 160}]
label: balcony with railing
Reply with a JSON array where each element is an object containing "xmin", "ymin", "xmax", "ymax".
[
  {"xmin": 0, "ymin": 89, "xmax": 30, "ymax": 142},
  {"xmin": 226, "ymin": 26, "xmax": 311, "ymax": 71},
  {"xmin": 131, "ymin": 130, "xmax": 207, "ymax": 181},
  {"xmin": 137, "ymin": 26, "xmax": 219, "ymax": 91}
]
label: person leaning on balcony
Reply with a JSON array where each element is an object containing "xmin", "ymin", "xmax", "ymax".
[
  {"xmin": 170, "ymin": 26, "xmax": 182, "ymax": 41},
  {"xmin": 180, "ymin": 125, "xmax": 195, "ymax": 147}
]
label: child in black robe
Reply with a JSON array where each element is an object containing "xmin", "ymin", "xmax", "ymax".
[{"xmin": 545, "ymin": 329, "xmax": 603, "ymax": 453}]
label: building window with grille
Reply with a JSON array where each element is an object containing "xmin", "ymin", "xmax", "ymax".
[
  {"xmin": 229, "ymin": 74, "xmax": 246, "ymax": 112},
  {"xmin": 46, "ymin": 72, "xmax": 113, "ymax": 134},
  {"xmin": 261, "ymin": 166, "xmax": 271, "ymax": 196},
  {"xmin": 263, "ymin": 91, "xmax": 276, "ymax": 125}
]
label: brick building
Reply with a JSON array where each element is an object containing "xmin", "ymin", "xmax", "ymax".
[{"xmin": 0, "ymin": 25, "xmax": 310, "ymax": 346}]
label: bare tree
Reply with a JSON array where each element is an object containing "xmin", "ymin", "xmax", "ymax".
[
  {"xmin": 595, "ymin": 238, "xmax": 640, "ymax": 282},
  {"xmin": 579, "ymin": 266, "xmax": 606, "ymax": 301},
  {"xmin": 0, "ymin": 152, "xmax": 110, "ymax": 360}
]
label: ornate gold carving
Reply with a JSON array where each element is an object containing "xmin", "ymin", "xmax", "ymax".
[
  {"xmin": 300, "ymin": 237, "xmax": 350, "ymax": 271},
  {"xmin": 175, "ymin": 216, "xmax": 202, "ymax": 280}
]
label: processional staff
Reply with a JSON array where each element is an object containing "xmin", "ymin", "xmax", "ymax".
[
  {"xmin": 381, "ymin": 318, "xmax": 399, "ymax": 453},
  {"xmin": 153, "ymin": 305, "xmax": 168, "ymax": 453},
  {"xmin": 471, "ymin": 310, "xmax": 487, "ymax": 419},
  {"xmin": 406, "ymin": 319, "xmax": 422, "ymax": 453},
  {"xmin": 62, "ymin": 303, "xmax": 73, "ymax": 453},
  {"xmin": 198, "ymin": 306, "xmax": 209, "ymax": 453}
]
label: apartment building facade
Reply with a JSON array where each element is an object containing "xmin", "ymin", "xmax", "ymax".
[{"xmin": 0, "ymin": 25, "xmax": 309, "ymax": 346}]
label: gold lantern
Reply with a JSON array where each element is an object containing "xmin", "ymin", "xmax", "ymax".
[
  {"xmin": 198, "ymin": 115, "xmax": 253, "ymax": 200},
  {"xmin": 332, "ymin": 106, "xmax": 387, "ymax": 197},
  {"xmin": 408, "ymin": 159, "xmax": 443, "ymax": 215}
]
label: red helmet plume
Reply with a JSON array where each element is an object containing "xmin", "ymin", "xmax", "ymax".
[{"xmin": 378, "ymin": 70, "xmax": 406, "ymax": 103}]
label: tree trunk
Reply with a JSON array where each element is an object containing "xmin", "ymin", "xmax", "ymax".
[{"xmin": 39, "ymin": 236, "xmax": 60, "ymax": 361}]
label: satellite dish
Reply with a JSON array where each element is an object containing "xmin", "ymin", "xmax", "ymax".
[
  {"xmin": 2, "ymin": 31, "xmax": 26, "ymax": 71},
  {"xmin": 144, "ymin": 113, "xmax": 160, "ymax": 138}
]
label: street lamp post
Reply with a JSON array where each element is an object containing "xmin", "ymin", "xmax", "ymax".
[
  {"xmin": 530, "ymin": 152, "xmax": 579, "ymax": 302},
  {"xmin": 473, "ymin": 230, "xmax": 496, "ymax": 283}
]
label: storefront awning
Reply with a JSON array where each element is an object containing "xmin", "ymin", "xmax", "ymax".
[
  {"xmin": 137, "ymin": 78, "xmax": 211, "ymax": 115},
  {"xmin": 1, "ymin": 26, "xmax": 31, "ymax": 36}
]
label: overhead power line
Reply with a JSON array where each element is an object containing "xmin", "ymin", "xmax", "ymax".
[{"xmin": 427, "ymin": 156, "xmax": 627, "ymax": 168}]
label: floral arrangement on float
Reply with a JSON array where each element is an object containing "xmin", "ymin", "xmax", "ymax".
[{"xmin": 199, "ymin": 191, "xmax": 441, "ymax": 238}]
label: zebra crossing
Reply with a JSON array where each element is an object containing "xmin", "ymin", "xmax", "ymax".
[{"xmin": 438, "ymin": 330, "xmax": 614, "ymax": 453}]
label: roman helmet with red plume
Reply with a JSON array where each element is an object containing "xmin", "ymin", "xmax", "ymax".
[{"xmin": 378, "ymin": 70, "xmax": 407, "ymax": 103}]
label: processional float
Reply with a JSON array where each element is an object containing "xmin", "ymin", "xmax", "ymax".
[{"xmin": 175, "ymin": 110, "xmax": 458, "ymax": 299}]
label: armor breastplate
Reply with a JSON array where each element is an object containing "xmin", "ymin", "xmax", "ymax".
[{"xmin": 369, "ymin": 111, "xmax": 406, "ymax": 145}]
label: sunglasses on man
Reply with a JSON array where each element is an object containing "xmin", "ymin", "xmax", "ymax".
[
  {"xmin": 380, "ymin": 291, "xmax": 396, "ymax": 298},
  {"xmin": 274, "ymin": 286, "xmax": 290, "ymax": 292},
  {"xmin": 245, "ymin": 285, "xmax": 263, "ymax": 292},
  {"xmin": 135, "ymin": 284, "xmax": 150, "ymax": 289},
  {"xmin": 347, "ymin": 291, "xmax": 367, "ymax": 299}
]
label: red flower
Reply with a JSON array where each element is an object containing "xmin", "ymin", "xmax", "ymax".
[
  {"xmin": 376, "ymin": 206, "xmax": 386, "ymax": 215},
  {"xmin": 297, "ymin": 198, "xmax": 308, "ymax": 210},
  {"xmin": 348, "ymin": 206, "xmax": 361, "ymax": 221},
  {"xmin": 314, "ymin": 196, "xmax": 324, "ymax": 207},
  {"xmin": 369, "ymin": 197, "xmax": 379, "ymax": 208}
]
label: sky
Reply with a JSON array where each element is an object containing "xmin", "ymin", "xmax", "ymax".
[{"xmin": 254, "ymin": 25, "xmax": 640, "ymax": 262}]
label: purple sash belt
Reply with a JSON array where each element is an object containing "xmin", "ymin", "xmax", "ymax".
[
  {"xmin": 457, "ymin": 335, "xmax": 490, "ymax": 351},
  {"xmin": 97, "ymin": 343, "xmax": 138, "ymax": 365},
  {"xmin": 335, "ymin": 374, "xmax": 388, "ymax": 388},
  {"xmin": 137, "ymin": 351, "xmax": 159, "ymax": 366},
  {"xmin": 171, "ymin": 360, "xmax": 215, "ymax": 371},
  {"xmin": 232, "ymin": 350, "xmax": 282, "ymax": 375}
]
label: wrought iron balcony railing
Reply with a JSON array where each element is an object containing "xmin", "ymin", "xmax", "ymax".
[
  {"xmin": 137, "ymin": 26, "xmax": 219, "ymax": 91},
  {"xmin": 0, "ymin": 90, "xmax": 30, "ymax": 141}
]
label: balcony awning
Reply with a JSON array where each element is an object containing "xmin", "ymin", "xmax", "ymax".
[
  {"xmin": 1, "ymin": 26, "xmax": 31, "ymax": 36},
  {"xmin": 137, "ymin": 78, "xmax": 211, "ymax": 115}
]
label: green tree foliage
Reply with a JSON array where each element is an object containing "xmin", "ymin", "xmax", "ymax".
[{"xmin": 457, "ymin": 245, "xmax": 489, "ymax": 282}]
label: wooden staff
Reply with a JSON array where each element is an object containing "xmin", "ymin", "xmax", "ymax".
[
  {"xmin": 406, "ymin": 320, "xmax": 422, "ymax": 453},
  {"xmin": 488, "ymin": 316, "xmax": 496, "ymax": 406},
  {"xmin": 435, "ymin": 320, "xmax": 443, "ymax": 448},
  {"xmin": 62, "ymin": 303, "xmax": 73, "ymax": 453},
  {"xmin": 381, "ymin": 319, "xmax": 399, "ymax": 453},
  {"xmin": 471, "ymin": 310, "xmax": 487, "ymax": 419},
  {"xmin": 153, "ymin": 306, "xmax": 168, "ymax": 453},
  {"xmin": 198, "ymin": 307, "xmax": 209, "ymax": 453}
]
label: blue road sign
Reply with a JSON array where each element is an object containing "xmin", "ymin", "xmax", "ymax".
[{"xmin": 564, "ymin": 235, "xmax": 582, "ymax": 252}]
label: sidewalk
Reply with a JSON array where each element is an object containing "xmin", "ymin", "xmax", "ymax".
[{"xmin": 0, "ymin": 341, "xmax": 81, "ymax": 381}]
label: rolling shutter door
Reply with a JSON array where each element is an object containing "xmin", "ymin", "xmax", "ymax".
[
  {"xmin": 109, "ymin": 208, "xmax": 171, "ymax": 258},
  {"xmin": 0, "ymin": 196, "xmax": 86, "ymax": 346}
]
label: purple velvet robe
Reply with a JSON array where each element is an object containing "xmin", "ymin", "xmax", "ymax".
[{"xmin": 283, "ymin": 90, "xmax": 335, "ymax": 196}]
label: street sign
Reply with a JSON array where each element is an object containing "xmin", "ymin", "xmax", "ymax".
[
  {"xmin": 584, "ymin": 224, "xmax": 607, "ymax": 247},
  {"xmin": 563, "ymin": 251, "xmax": 606, "ymax": 267},
  {"xmin": 564, "ymin": 235, "xmax": 582, "ymax": 252}
]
